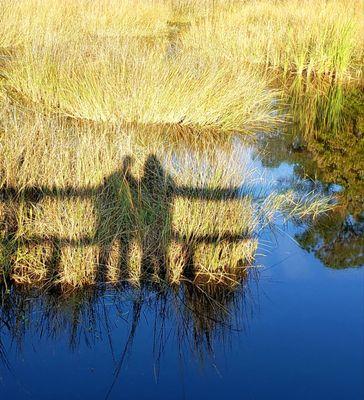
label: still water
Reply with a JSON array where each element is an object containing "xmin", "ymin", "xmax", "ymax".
[{"xmin": 0, "ymin": 129, "xmax": 363, "ymax": 399}]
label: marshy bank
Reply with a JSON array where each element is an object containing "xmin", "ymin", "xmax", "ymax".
[{"xmin": 0, "ymin": 1, "xmax": 363, "ymax": 399}]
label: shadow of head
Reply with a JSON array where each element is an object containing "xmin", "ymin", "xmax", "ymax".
[
  {"xmin": 142, "ymin": 154, "xmax": 171, "ymax": 193},
  {"xmin": 102, "ymin": 155, "xmax": 136, "ymax": 192},
  {"xmin": 122, "ymin": 155, "xmax": 134, "ymax": 174}
]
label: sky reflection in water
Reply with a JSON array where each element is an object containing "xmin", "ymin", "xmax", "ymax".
[{"xmin": 0, "ymin": 134, "xmax": 363, "ymax": 400}]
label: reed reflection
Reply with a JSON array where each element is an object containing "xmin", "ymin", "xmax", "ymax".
[
  {"xmin": 259, "ymin": 81, "xmax": 363, "ymax": 269},
  {"xmin": 0, "ymin": 271, "xmax": 257, "ymax": 394}
]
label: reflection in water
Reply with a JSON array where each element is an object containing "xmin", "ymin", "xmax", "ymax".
[
  {"xmin": 0, "ymin": 271, "xmax": 256, "ymax": 397},
  {"xmin": 0, "ymin": 83, "xmax": 361, "ymax": 396},
  {"xmin": 0, "ymin": 144, "xmax": 262, "ymax": 397},
  {"xmin": 258, "ymin": 81, "xmax": 363, "ymax": 268}
]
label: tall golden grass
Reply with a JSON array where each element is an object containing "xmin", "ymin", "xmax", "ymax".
[
  {"xmin": 0, "ymin": 106, "xmax": 332, "ymax": 288},
  {"xmin": 0, "ymin": 110, "xmax": 255, "ymax": 286},
  {"xmin": 1, "ymin": 0, "xmax": 362, "ymax": 130},
  {"xmin": 0, "ymin": 1, "xmax": 343, "ymax": 289}
]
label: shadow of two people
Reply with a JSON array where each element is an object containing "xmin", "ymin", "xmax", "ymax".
[
  {"xmin": 96, "ymin": 154, "xmax": 175, "ymax": 282},
  {"xmin": 0, "ymin": 154, "xmax": 246, "ymax": 285}
]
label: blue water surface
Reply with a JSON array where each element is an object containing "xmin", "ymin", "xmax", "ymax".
[{"xmin": 0, "ymin": 138, "xmax": 363, "ymax": 400}]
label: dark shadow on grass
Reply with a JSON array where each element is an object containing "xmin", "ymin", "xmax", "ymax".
[{"xmin": 0, "ymin": 153, "xmax": 252, "ymax": 287}]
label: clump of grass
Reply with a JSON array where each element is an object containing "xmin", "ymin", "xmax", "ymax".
[
  {"xmin": 182, "ymin": 0, "xmax": 363, "ymax": 82},
  {"xmin": 0, "ymin": 0, "xmax": 278, "ymax": 131},
  {"xmin": 0, "ymin": 106, "xmax": 258, "ymax": 286},
  {"xmin": 5, "ymin": 43, "xmax": 277, "ymax": 131},
  {"xmin": 1, "ymin": 1, "xmax": 361, "ymax": 131},
  {"xmin": 260, "ymin": 190, "xmax": 334, "ymax": 226}
]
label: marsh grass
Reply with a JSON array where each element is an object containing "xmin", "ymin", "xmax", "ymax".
[
  {"xmin": 0, "ymin": 1, "xmax": 342, "ymax": 289},
  {"xmin": 0, "ymin": 104, "xmax": 333, "ymax": 289},
  {"xmin": 0, "ymin": 119, "xmax": 259, "ymax": 286},
  {"xmin": 1, "ymin": 1, "xmax": 362, "ymax": 131}
]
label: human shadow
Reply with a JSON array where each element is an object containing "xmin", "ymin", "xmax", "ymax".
[
  {"xmin": 95, "ymin": 155, "xmax": 138, "ymax": 282},
  {"xmin": 0, "ymin": 153, "xmax": 252, "ymax": 287},
  {"xmin": 94, "ymin": 154, "xmax": 251, "ymax": 285},
  {"xmin": 92, "ymin": 154, "xmax": 174, "ymax": 283},
  {"xmin": 138, "ymin": 154, "xmax": 174, "ymax": 279}
]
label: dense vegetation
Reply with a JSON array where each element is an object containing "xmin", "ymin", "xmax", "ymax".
[{"xmin": 0, "ymin": 0, "xmax": 361, "ymax": 288}]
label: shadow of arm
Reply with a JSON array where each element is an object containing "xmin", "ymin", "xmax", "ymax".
[
  {"xmin": 174, "ymin": 185, "xmax": 242, "ymax": 200},
  {"xmin": 172, "ymin": 231, "xmax": 253, "ymax": 244},
  {"xmin": 0, "ymin": 185, "xmax": 98, "ymax": 201}
]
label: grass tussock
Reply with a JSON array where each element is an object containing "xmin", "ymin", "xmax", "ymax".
[
  {"xmin": 0, "ymin": 105, "xmax": 256, "ymax": 287},
  {"xmin": 1, "ymin": 0, "xmax": 362, "ymax": 131},
  {"xmin": 0, "ymin": 0, "xmax": 276, "ymax": 131}
]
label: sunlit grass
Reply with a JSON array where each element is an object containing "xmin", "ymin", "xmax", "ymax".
[
  {"xmin": 182, "ymin": 0, "xmax": 363, "ymax": 82},
  {"xmin": 0, "ymin": 0, "xmax": 344, "ymax": 289},
  {"xmin": 0, "ymin": 106, "xmax": 333, "ymax": 288},
  {"xmin": 4, "ymin": 44, "xmax": 278, "ymax": 131},
  {"xmin": 1, "ymin": 0, "xmax": 361, "ymax": 131},
  {"xmin": 0, "ymin": 0, "xmax": 277, "ymax": 131}
]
